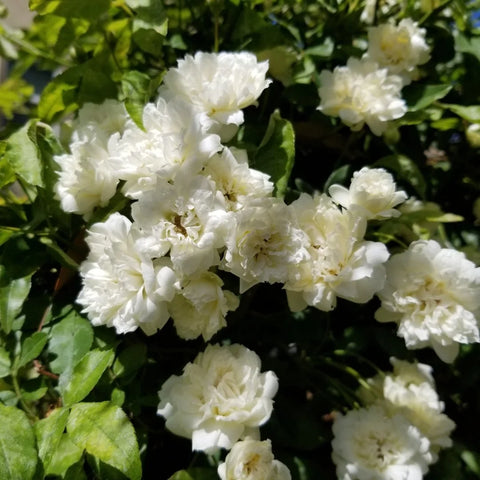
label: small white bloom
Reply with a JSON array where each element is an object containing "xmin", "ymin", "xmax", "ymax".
[
  {"xmin": 218, "ymin": 438, "xmax": 291, "ymax": 480},
  {"xmin": 222, "ymin": 197, "xmax": 309, "ymax": 293},
  {"xmin": 161, "ymin": 51, "xmax": 271, "ymax": 138},
  {"xmin": 332, "ymin": 405, "xmax": 431, "ymax": 480},
  {"xmin": 375, "ymin": 240, "xmax": 480, "ymax": 362},
  {"xmin": 365, "ymin": 19, "xmax": 430, "ymax": 84},
  {"xmin": 359, "ymin": 358, "xmax": 455, "ymax": 461},
  {"xmin": 202, "ymin": 147, "xmax": 274, "ymax": 211},
  {"xmin": 77, "ymin": 213, "xmax": 179, "ymax": 335},
  {"xmin": 329, "ymin": 167, "xmax": 408, "ymax": 220},
  {"xmin": 132, "ymin": 174, "xmax": 231, "ymax": 276},
  {"xmin": 54, "ymin": 100, "xmax": 130, "ymax": 218},
  {"xmin": 318, "ymin": 57, "xmax": 407, "ymax": 136},
  {"xmin": 157, "ymin": 344, "xmax": 279, "ymax": 454},
  {"xmin": 170, "ymin": 271, "xmax": 239, "ymax": 341},
  {"xmin": 285, "ymin": 193, "xmax": 389, "ymax": 312},
  {"xmin": 109, "ymin": 97, "xmax": 221, "ymax": 198}
]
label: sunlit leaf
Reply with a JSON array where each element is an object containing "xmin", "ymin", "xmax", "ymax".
[
  {"xmin": 60, "ymin": 348, "xmax": 115, "ymax": 406},
  {"xmin": 254, "ymin": 110, "xmax": 295, "ymax": 198},
  {"xmin": 35, "ymin": 407, "xmax": 70, "ymax": 473},
  {"xmin": 18, "ymin": 331, "xmax": 48, "ymax": 367},
  {"xmin": 0, "ymin": 404, "xmax": 38, "ymax": 480},
  {"xmin": 4, "ymin": 120, "xmax": 43, "ymax": 188},
  {"xmin": 0, "ymin": 275, "xmax": 31, "ymax": 334},
  {"xmin": 67, "ymin": 402, "xmax": 142, "ymax": 480}
]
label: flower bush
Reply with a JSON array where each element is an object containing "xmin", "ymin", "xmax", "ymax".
[{"xmin": 0, "ymin": 1, "xmax": 479, "ymax": 480}]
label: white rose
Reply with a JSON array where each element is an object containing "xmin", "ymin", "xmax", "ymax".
[
  {"xmin": 318, "ymin": 57, "xmax": 406, "ymax": 136},
  {"xmin": 285, "ymin": 193, "xmax": 389, "ymax": 312},
  {"xmin": 359, "ymin": 358, "xmax": 455, "ymax": 461},
  {"xmin": 170, "ymin": 271, "xmax": 239, "ymax": 341},
  {"xmin": 160, "ymin": 51, "xmax": 271, "ymax": 139},
  {"xmin": 365, "ymin": 19, "xmax": 431, "ymax": 84},
  {"xmin": 332, "ymin": 405, "xmax": 431, "ymax": 480},
  {"xmin": 157, "ymin": 344, "xmax": 278, "ymax": 454},
  {"xmin": 202, "ymin": 147, "xmax": 274, "ymax": 212},
  {"xmin": 217, "ymin": 438, "xmax": 291, "ymax": 480},
  {"xmin": 77, "ymin": 213, "xmax": 179, "ymax": 335},
  {"xmin": 109, "ymin": 97, "xmax": 221, "ymax": 198},
  {"xmin": 375, "ymin": 240, "xmax": 480, "ymax": 362},
  {"xmin": 132, "ymin": 174, "xmax": 231, "ymax": 276},
  {"xmin": 329, "ymin": 167, "xmax": 408, "ymax": 220},
  {"xmin": 222, "ymin": 197, "xmax": 310, "ymax": 293},
  {"xmin": 54, "ymin": 100, "xmax": 130, "ymax": 218}
]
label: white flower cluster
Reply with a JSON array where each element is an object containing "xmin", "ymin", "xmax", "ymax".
[
  {"xmin": 332, "ymin": 358, "xmax": 455, "ymax": 480},
  {"xmin": 55, "ymin": 52, "xmax": 396, "ymax": 339},
  {"xmin": 57, "ymin": 51, "xmax": 273, "ymax": 339},
  {"xmin": 318, "ymin": 18, "xmax": 430, "ymax": 135},
  {"xmin": 376, "ymin": 239, "xmax": 480, "ymax": 362}
]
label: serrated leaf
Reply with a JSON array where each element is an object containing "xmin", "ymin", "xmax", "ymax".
[
  {"xmin": 403, "ymin": 84, "xmax": 452, "ymax": 112},
  {"xmin": 49, "ymin": 310, "xmax": 93, "ymax": 375},
  {"xmin": 4, "ymin": 120, "xmax": 43, "ymax": 188},
  {"xmin": 0, "ymin": 347, "xmax": 10, "ymax": 377},
  {"xmin": 46, "ymin": 432, "xmax": 84, "ymax": 477},
  {"xmin": 253, "ymin": 110, "xmax": 295, "ymax": 198},
  {"xmin": 0, "ymin": 275, "xmax": 31, "ymax": 334},
  {"xmin": 0, "ymin": 404, "xmax": 38, "ymax": 480},
  {"xmin": 18, "ymin": 331, "xmax": 48, "ymax": 368},
  {"xmin": 34, "ymin": 407, "xmax": 69, "ymax": 473},
  {"xmin": 60, "ymin": 348, "xmax": 115, "ymax": 406},
  {"xmin": 37, "ymin": 66, "xmax": 82, "ymax": 122},
  {"xmin": 67, "ymin": 402, "xmax": 142, "ymax": 480}
]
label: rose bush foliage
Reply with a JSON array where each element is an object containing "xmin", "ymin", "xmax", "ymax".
[{"xmin": 0, "ymin": 1, "xmax": 480, "ymax": 479}]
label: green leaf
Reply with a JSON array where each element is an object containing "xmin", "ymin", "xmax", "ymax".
[
  {"xmin": 120, "ymin": 70, "xmax": 152, "ymax": 129},
  {"xmin": 30, "ymin": 0, "xmax": 110, "ymax": 20},
  {"xmin": 253, "ymin": 110, "xmax": 295, "ymax": 198},
  {"xmin": 112, "ymin": 343, "xmax": 147, "ymax": 382},
  {"xmin": 0, "ymin": 236, "xmax": 46, "ymax": 282},
  {"xmin": 0, "ymin": 404, "xmax": 38, "ymax": 480},
  {"xmin": 18, "ymin": 331, "xmax": 49, "ymax": 368},
  {"xmin": 0, "ymin": 77, "xmax": 34, "ymax": 120},
  {"xmin": 0, "ymin": 275, "xmax": 31, "ymax": 334},
  {"xmin": 37, "ymin": 66, "xmax": 82, "ymax": 122},
  {"xmin": 4, "ymin": 120, "xmax": 43, "ymax": 188},
  {"xmin": 323, "ymin": 164, "xmax": 351, "ymax": 193},
  {"xmin": 373, "ymin": 154, "xmax": 427, "ymax": 199},
  {"xmin": 46, "ymin": 433, "xmax": 84, "ymax": 477},
  {"xmin": 34, "ymin": 407, "xmax": 70, "ymax": 473},
  {"xmin": 441, "ymin": 103, "xmax": 480, "ymax": 122},
  {"xmin": 169, "ymin": 471, "xmax": 194, "ymax": 480},
  {"xmin": 67, "ymin": 402, "xmax": 142, "ymax": 480},
  {"xmin": 403, "ymin": 84, "xmax": 452, "ymax": 111},
  {"xmin": 0, "ymin": 347, "xmax": 11, "ymax": 377},
  {"xmin": 60, "ymin": 348, "xmax": 115, "ymax": 406},
  {"xmin": 0, "ymin": 143, "xmax": 16, "ymax": 188},
  {"xmin": 49, "ymin": 309, "xmax": 94, "ymax": 375}
]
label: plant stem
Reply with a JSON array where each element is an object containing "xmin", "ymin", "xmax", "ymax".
[{"xmin": 11, "ymin": 371, "xmax": 37, "ymax": 422}]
